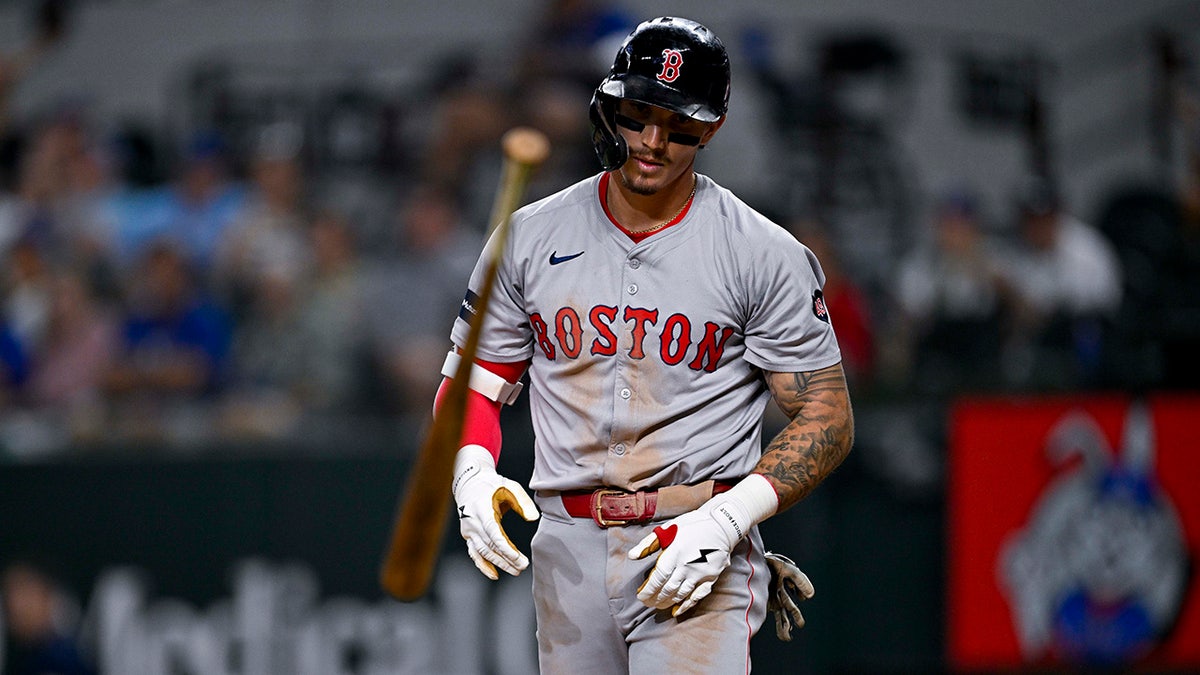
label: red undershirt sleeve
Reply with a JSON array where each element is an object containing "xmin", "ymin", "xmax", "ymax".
[{"xmin": 433, "ymin": 356, "xmax": 530, "ymax": 464}]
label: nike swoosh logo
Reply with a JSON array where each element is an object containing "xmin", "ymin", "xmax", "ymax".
[{"xmin": 549, "ymin": 250, "xmax": 584, "ymax": 265}]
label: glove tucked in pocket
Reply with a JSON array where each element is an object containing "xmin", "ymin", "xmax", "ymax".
[{"xmin": 765, "ymin": 551, "xmax": 815, "ymax": 641}]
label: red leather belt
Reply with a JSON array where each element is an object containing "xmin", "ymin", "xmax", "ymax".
[{"xmin": 560, "ymin": 481, "xmax": 735, "ymax": 528}]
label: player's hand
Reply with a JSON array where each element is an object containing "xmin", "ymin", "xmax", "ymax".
[
  {"xmin": 765, "ymin": 551, "xmax": 815, "ymax": 641},
  {"xmin": 628, "ymin": 495, "xmax": 751, "ymax": 617},
  {"xmin": 452, "ymin": 445, "xmax": 539, "ymax": 580}
]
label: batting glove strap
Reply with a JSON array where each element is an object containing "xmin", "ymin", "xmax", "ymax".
[{"xmin": 452, "ymin": 445, "xmax": 539, "ymax": 580}]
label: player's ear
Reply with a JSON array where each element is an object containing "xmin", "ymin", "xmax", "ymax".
[{"xmin": 698, "ymin": 116, "xmax": 726, "ymax": 148}]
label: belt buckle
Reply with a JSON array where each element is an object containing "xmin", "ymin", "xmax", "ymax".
[{"xmin": 590, "ymin": 488, "xmax": 628, "ymax": 528}]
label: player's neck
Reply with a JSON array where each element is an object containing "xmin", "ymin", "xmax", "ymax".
[{"xmin": 606, "ymin": 171, "xmax": 697, "ymax": 233}]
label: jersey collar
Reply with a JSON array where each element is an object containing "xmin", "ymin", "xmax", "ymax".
[{"xmin": 598, "ymin": 172, "xmax": 695, "ymax": 244}]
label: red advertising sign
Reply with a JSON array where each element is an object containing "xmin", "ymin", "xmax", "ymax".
[{"xmin": 948, "ymin": 394, "xmax": 1200, "ymax": 671}]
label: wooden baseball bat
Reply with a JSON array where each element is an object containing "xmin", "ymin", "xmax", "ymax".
[{"xmin": 380, "ymin": 127, "xmax": 550, "ymax": 601}]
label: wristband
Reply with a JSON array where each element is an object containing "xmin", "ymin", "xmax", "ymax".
[{"xmin": 708, "ymin": 473, "xmax": 779, "ymax": 540}]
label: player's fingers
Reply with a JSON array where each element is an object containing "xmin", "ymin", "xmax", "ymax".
[
  {"xmin": 479, "ymin": 527, "xmax": 529, "ymax": 574},
  {"xmin": 466, "ymin": 543, "xmax": 500, "ymax": 581},
  {"xmin": 469, "ymin": 518, "xmax": 526, "ymax": 574},
  {"xmin": 651, "ymin": 595, "xmax": 677, "ymax": 611},
  {"xmin": 497, "ymin": 483, "xmax": 540, "ymax": 522},
  {"xmin": 641, "ymin": 584, "xmax": 677, "ymax": 612},
  {"xmin": 672, "ymin": 580, "xmax": 714, "ymax": 617},
  {"xmin": 636, "ymin": 558, "xmax": 675, "ymax": 604},
  {"xmin": 779, "ymin": 589, "xmax": 805, "ymax": 622},
  {"xmin": 786, "ymin": 603, "xmax": 805, "ymax": 630},
  {"xmin": 494, "ymin": 550, "xmax": 529, "ymax": 575},
  {"xmin": 478, "ymin": 537, "xmax": 526, "ymax": 577},
  {"xmin": 786, "ymin": 570, "xmax": 815, "ymax": 599},
  {"xmin": 477, "ymin": 506, "xmax": 524, "ymax": 555},
  {"xmin": 629, "ymin": 531, "xmax": 661, "ymax": 560},
  {"xmin": 658, "ymin": 569, "xmax": 691, "ymax": 605},
  {"xmin": 664, "ymin": 567, "xmax": 703, "ymax": 608},
  {"xmin": 776, "ymin": 610, "xmax": 794, "ymax": 641}
]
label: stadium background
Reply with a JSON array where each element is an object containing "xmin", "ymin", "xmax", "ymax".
[{"xmin": 1, "ymin": 1, "xmax": 1198, "ymax": 673}]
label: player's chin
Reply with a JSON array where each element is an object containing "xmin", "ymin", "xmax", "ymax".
[
  {"xmin": 617, "ymin": 170, "xmax": 662, "ymax": 196},
  {"xmin": 619, "ymin": 166, "xmax": 667, "ymax": 195}
]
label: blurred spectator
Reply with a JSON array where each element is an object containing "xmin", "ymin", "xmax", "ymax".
[
  {"xmin": 0, "ymin": 0, "xmax": 68, "ymax": 138},
  {"xmin": 0, "ymin": 316, "xmax": 29, "ymax": 406},
  {"xmin": 104, "ymin": 242, "xmax": 232, "ymax": 403},
  {"xmin": 3, "ymin": 107, "xmax": 128, "ymax": 302},
  {"xmin": 998, "ymin": 176, "xmax": 1123, "ymax": 390},
  {"xmin": 362, "ymin": 183, "xmax": 478, "ymax": 416},
  {"xmin": 213, "ymin": 123, "xmax": 311, "ymax": 318},
  {"xmin": 892, "ymin": 189, "xmax": 1015, "ymax": 393},
  {"xmin": 296, "ymin": 210, "xmax": 366, "ymax": 411},
  {"xmin": 431, "ymin": 0, "xmax": 621, "ymax": 215},
  {"xmin": 788, "ymin": 218, "xmax": 876, "ymax": 389},
  {"xmin": 60, "ymin": 154, "xmax": 123, "ymax": 300},
  {"xmin": 221, "ymin": 209, "xmax": 366, "ymax": 438},
  {"xmin": 158, "ymin": 130, "xmax": 247, "ymax": 273},
  {"xmin": 220, "ymin": 255, "xmax": 307, "ymax": 439},
  {"xmin": 11, "ymin": 117, "xmax": 73, "ymax": 256},
  {"xmin": 516, "ymin": 0, "xmax": 634, "ymax": 88},
  {"xmin": 517, "ymin": 79, "xmax": 597, "ymax": 203},
  {"xmin": 3, "ymin": 109, "xmax": 95, "ymax": 265},
  {"xmin": 741, "ymin": 24, "xmax": 915, "ymax": 289},
  {"xmin": 26, "ymin": 271, "xmax": 117, "ymax": 412},
  {"xmin": 3, "ymin": 238, "xmax": 52, "ymax": 354},
  {"xmin": 2, "ymin": 0, "xmax": 71, "ymax": 261},
  {"xmin": 419, "ymin": 71, "xmax": 512, "ymax": 227},
  {"xmin": 0, "ymin": 134, "xmax": 24, "ymax": 256},
  {"xmin": 89, "ymin": 136, "xmax": 193, "ymax": 283},
  {"xmin": 1, "ymin": 559, "xmax": 96, "ymax": 675}
]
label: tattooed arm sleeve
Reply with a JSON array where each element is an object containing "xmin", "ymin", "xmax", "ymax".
[{"xmin": 756, "ymin": 362, "xmax": 855, "ymax": 512}]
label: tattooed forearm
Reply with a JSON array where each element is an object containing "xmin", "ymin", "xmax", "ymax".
[{"xmin": 756, "ymin": 363, "xmax": 854, "ymax": 512}]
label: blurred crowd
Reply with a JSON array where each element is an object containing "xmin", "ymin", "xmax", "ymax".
[
  {"xmin": 0, "ymin": 0, "xmax": 1198, "ymax": 459},
  {"xmin": 0, "ymin": 0, "xmax": 632, "ymax": 456}
]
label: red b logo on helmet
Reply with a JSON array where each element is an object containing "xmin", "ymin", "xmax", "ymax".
[{"xmin": 657, "ymin": 49, "xmax": 684, "ymax": 83}]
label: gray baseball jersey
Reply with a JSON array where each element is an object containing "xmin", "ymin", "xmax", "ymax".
[{"xmin": 451, "ymin": 172, "xmax": 842, "ymax": 493}]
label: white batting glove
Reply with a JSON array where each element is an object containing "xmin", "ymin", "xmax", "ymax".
[
  {"xmin": 452, "ymin": 445, "xmax": 540, "ymax": 580},
  {"xmin": 629, "ymin": 474, "xmax": 778, "ymax": 616}
]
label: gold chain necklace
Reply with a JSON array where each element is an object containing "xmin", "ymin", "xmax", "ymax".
[{"xmin": 636, "ymin": 179, "xmax": 696, "ymax": 235}]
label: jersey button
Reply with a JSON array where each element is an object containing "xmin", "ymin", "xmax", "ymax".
[
  {"xmin": 613, "ymin": 443, "xmax": 626, "ymax": 456},
  {"xmin": 626, "ymin": 284, "xmax": 638, "ymax": 295},
  {"xmin": 619, "ymin": 387, "xmax": 631, "ymax": 400},
  {"xmin": 629, "ymin": 259, "xmax": 641, "ymax": 269}
]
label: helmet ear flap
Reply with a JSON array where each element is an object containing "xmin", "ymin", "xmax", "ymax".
[{"xmin": 589, "ymin": 92, "xmax": 627, "ymax": 172}]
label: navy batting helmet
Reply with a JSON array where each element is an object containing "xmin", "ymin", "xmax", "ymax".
[{"xmin": 590, "ymin": 17, "xmax": 730, "ymax": 171}]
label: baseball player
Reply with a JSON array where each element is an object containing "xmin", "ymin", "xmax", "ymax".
[{"xmin": 437, "ymin": 16, "xmax": 854, "ymax": 673}]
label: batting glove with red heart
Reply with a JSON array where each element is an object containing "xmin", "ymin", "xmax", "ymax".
[
  {"xmin": 628, "ymin": 474, "xmax": 778, "ymax": 616},
  {"xmin": 452, "ymin": 444, "xmax": 540, "ymax": 580}
]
